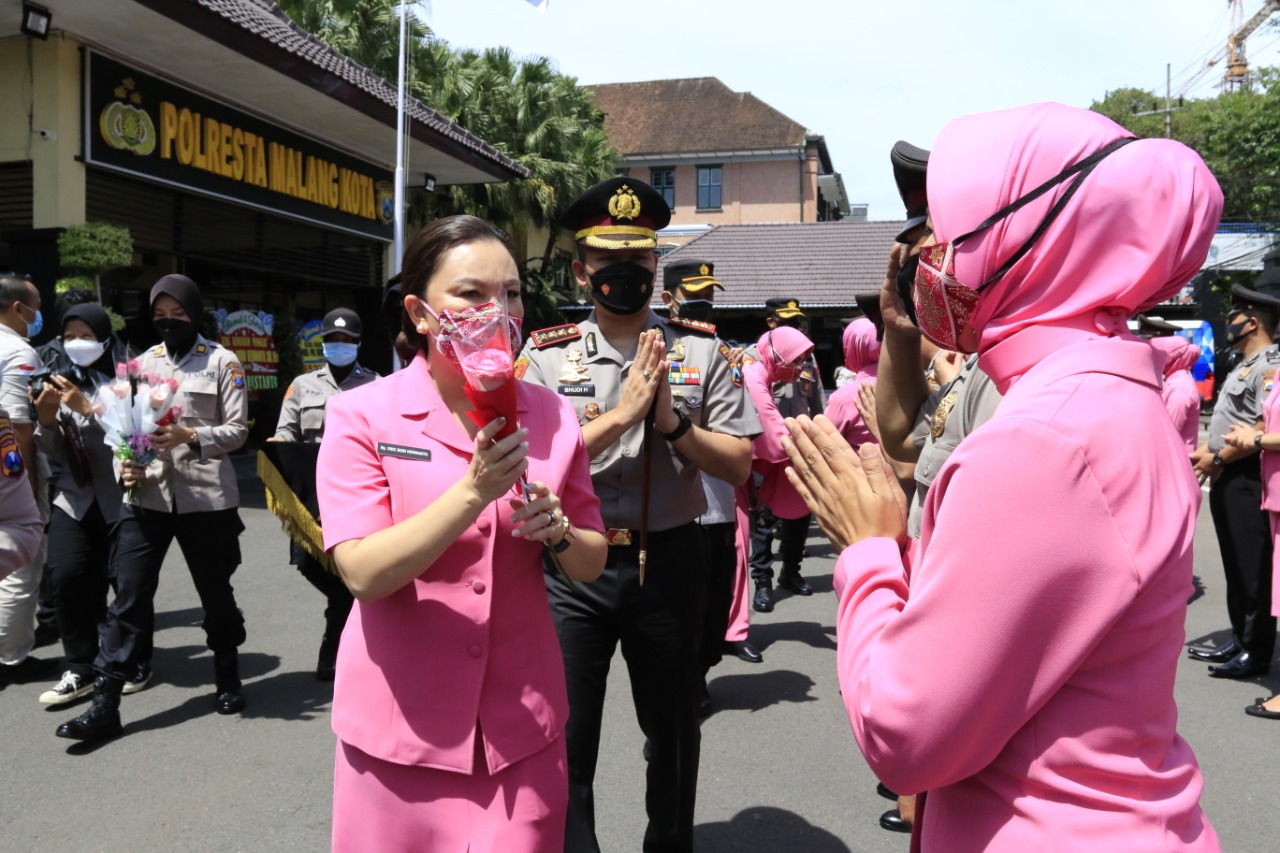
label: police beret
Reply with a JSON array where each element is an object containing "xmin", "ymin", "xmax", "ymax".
[
  {"xmin": 321, "ymin": 307, "xmax": 363, "ymax": 338},
  {"xmin": 663, "ymin": 259, "xmax": 724, "ymax": 293},
  {"xmin": 562, "ymin": 177, "xmax": 671, "ymax": 250},
  {"xmin": 1229, "ymin": 282, "xmax": 1280, "ymax": 316},
  {"xmin": 765, "ymin": 297, "xmax": 806, "ymax": 320},
  {"xmin": 891, "ymin": 140, "xmax": 930, "ymax": 243}
]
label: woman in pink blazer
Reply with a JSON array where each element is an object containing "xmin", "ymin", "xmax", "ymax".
[
  {"xmin": 317, "ymin": 216, "xmax": 606, "ymax": 852},
  {"xmin": 1152, "ymin": 334, "xmax": 1203, "ymax": 453},
  {"xmin": 824, "ymin": 318, "xmax": 881, "ymax": 449},
  {"xmin": 782, "ymin": 104, "xmax": 1222, "ymax": 851},
  {"xmin": 744, "ymin": 326, "xmax": 816, "ymax": 522}
]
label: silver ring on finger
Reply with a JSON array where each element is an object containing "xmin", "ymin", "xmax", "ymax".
[
  {"xmin": 642, "ymin": 370, "xmax": 651, "ymax": 380},
  {"xmin": 545, "ymin": 510, "xmax": 556, "ymax": 527}
]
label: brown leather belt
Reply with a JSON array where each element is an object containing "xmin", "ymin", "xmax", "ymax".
[{"xmin": 605, "ymin": 528, "xmax": 633, "ymax": 547}]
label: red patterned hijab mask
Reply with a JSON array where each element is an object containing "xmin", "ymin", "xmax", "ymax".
[{"xmin": 414, "ymin": 299, "xmax": 523, "ymax": 368}]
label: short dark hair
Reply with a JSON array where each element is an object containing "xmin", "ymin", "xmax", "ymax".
[
  {"xmin": 1244, "ymin": 308, "xmax": 1279, "ymax": 340},
  {"xmin": 0, "ymin": 274, "xmax": 35, "ymax": 310},
  {"xmin": 399, "ymin": 216, "xmax": 518, "ymax": 351}
]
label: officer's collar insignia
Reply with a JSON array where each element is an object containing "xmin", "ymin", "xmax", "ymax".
[
  {"xmin": 585, "ymin": 332, "xmax": 598, "ymax": 359},
  {"xmin": 608, "ymin": 184, "xmax": 641, "ymax": 221},
  {"xmin": 196, "ymin": 344, "xmax": 207, "ymax": 354}
]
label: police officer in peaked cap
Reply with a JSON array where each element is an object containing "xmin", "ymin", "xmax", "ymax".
[
  {"xmin": 1190, "ymin": 282, "xmax": 1280, "ymax": 680},
  {"xmin": 517, "ymin": 177, "xmax": 760, "ymax": 852}
]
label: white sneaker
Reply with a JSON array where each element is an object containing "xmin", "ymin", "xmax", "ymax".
[
  {"xmin": 122, "ymin": 663, "xmax": 152, "ymax": 695},
  {"xmin": 39, "ymin": 671, "xmax": 93, "ymax": 706}
]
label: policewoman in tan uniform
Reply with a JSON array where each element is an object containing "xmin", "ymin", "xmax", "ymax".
[
  {"xmin": 518, "ymin": 178, "xmax": 759, "ymax": 853},
  {"xmin": 270, "ymin": 307, "xmax": 377, "ymax": 680},
  {"xmin": 57, "ymin": 275, "xmax": 250, "ymax": 744}
]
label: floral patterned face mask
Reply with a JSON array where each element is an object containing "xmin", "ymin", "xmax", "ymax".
[{"xmin": 413, "ymin": 299, "xmax": 523, "ymax": 368}]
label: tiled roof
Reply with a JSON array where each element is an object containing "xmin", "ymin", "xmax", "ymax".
[
  {"xmin": 655, "ymin": 221, "xmax": 906, "ymax": 309},
  {"xmin": 149, "ymin": 0, "xmax": 527, "ymax": 179},
  {"xmin": 587, "ymin": 78, "xmax": 808, "ymax": 157}
]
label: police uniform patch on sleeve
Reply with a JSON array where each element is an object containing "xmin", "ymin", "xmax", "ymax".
[
  {"xmin": 666, "ymin": 316, "xmax": 716, "ymax": 335},
  {"xmin": 531, "ymin": 324, "xmax": 582, "ymax": 349},
  {"xmin": 283, "ymin": 383, "xmax": 294, "ymax": 401},
  {"xmin": 514, "ymin": 356, "xmax": 531, "ymax": 380},
  {"xmin": 0, "ymin": 416, "xmax": 23, "ymax": 479},
  {"xmin": 1264, "ymin": 369, "xmax": 1276, "ymax": 393},
  {"xmin": 228, "ymin": 361, "xmax": 246, "ymax": 389}
]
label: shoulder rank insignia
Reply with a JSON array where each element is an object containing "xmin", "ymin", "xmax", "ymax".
[
  {"xmin": 666, "ymin": 316, "xmax": 716, "ymax": 335},
  {"xmin": 1239, "ymin": 367, "xmax": 1252, "ymax": 380},
  {"xmin": 196, "ymin": 344, "xmax": 208, "ymax": 355},
  {"xmin": 531, "ymin": 324, "xmax": 582, "ymax": 349}
]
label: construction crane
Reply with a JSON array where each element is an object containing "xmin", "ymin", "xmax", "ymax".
[{"xmin": 1207, "ymin": 0, "xmax": 1280, "ymax": 90}]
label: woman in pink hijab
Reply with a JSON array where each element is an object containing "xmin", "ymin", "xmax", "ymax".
[
  {"xmin": 782, "ymin": 103, "xmax": 1222, "ymax": 851},
  {"xmin": 824, "ymin": 319, "xmax": 881, "ymax": 448},
  {"xmin": 1152, "ymin": 334, "xmax": 1203, "ymax": 453},
  {"xmin": 745, "ymin": 327, "xmax": 817, "ymax": 592}
]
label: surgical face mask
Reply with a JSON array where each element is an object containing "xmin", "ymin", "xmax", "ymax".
[
  {"xmin": 673, "ymin": 297, "xmax": 714, "ymax": 323},
  {"xmin": 63, "ymin": 338, "xmax": 107, "ymax": 367},
  {"xmin": 18, "ymin": 303, "xmax": 42, "ymax": 338},
  {"xmin": 153, "ymin": 317, "xmax": 197, "ymax": 352},
  {"xmin": 588, "ymin": 262, "xmax": 655, "ymax": 316},
  {"xmin": 913, "ymin": 136, "xmax": 1138, "ymax": 353},
  {"xmin": 322, "ymin": 342, "xmax": 359, "ymax": 367}
]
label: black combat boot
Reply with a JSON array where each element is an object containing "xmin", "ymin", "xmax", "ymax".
[
  {"xmin": 316, "ymin": 630, "xmax": 340, "ymax": 683},
  {"xmin": 55, "ymin": 674, "xmax": 124, "ymax": 742},
  {"xmin": 214, "ymin": 650, "xmax": 246, "ymax": 715}
]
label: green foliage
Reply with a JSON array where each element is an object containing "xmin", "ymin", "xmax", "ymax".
[
  {"xmin": 103, "ymin": 307, "xmax": 127, "ymax": 332},
  {"xmin": 57, "ymin": 222, "xmax": 133, "ymax": 274},
  {"xmin": 54, "ymin": 276, "xmax": 95, "ymax": 294},
  {"xmin": 1090, "ymin": 70, "xmax": 1280, "ymax": 222}
]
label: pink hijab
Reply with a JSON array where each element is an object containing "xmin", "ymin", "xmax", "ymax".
[
  {"xmin": 842, "ymin": 318, "xmax": 880, "ymax": 380},
  {"xmin": 927, "ymin": 103, "xmax": 1222, "ymax": 390},
  {"xmin": 755, "ymin": 326, "xmax": 815, "ymax": 382},
  {"xmin": 1149, "ymin": 335, "xmax": 1199, "ymax": 378}
]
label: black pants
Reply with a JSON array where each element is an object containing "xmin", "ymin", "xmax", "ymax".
[
  {"xmin": 291, "ymin": 542, "xmax": 354, "ymax": 641},
  {"xmin": 96, "ymin": 505, "xmax": 246, "ymax": 680},
  {"xmin": 748, "ymin": 505, "xmax": 809, "ymax": 584},
  {"xmin": 547, "ymin": 522, "xmax": 707, "ymax": 853},
  {"xmin": 699, "ymin": 521, "xmax": 736, "ymax": 674},
  {"xmin": 1208, "ymin": 458, "xmax": 1277, "ymax": 662},
  {"xmin": 46, "ymin": 504, "xmax": 112, "ymax": 678}
]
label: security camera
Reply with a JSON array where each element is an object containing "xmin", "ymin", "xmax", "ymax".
[{"xmin": 37, "ymin": 129, "xmax": 55, "ymax": 140}]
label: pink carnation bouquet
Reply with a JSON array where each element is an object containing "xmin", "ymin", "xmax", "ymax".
[{"xmin": 91, "ymin": 360, "xmax": 183, "ymax": 498}]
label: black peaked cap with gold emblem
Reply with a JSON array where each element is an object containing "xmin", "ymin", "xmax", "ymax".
[
  {"xmin": 663, "ymin": 258, "xmax": 724, "ymax": 293},
  {"xmin": 563, "ymin": 177, "xmax": 671, "ymax": 250},
  {"xmin": 1230, "ymin": 282, "xmax": 1280, "ymax": 317},
  {"xmin": 765, "ymin": 297, "xmax": 806, "ymax": 321}
]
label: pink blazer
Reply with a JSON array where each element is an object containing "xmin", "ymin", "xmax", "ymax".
[
  {"xmin": 832, "ymin": 338, "xmax": 1216, "ymax": 851},
  {"xmin": 744, "ymin": 360, "xmax": 809, "ymax": 519},
  {"xmin": 824, "ymin": 377, "xmax": 877, "ymax": 451},
  {"xmin": 317, "ymin": 355, "xmax": 603, "ymax": 775}
]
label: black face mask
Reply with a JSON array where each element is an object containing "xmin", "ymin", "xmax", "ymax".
[
  {"xmin": 589, "ymin": 263, "xmax": 655, "ymax": 316},
  {"xmin": 896, "ymin": 252, "xmax": 921, "ymax": 326},
  {"xmin": 154, "ymin": 317, "xmax": 197, "ymax": 354},
  {"xmin": 674, "ymin": 298, "xmax": 714, "ymax": 323},
  {"xmin": 1225, "ymin": 318, "xmax": 1251, "ymax": 346}
]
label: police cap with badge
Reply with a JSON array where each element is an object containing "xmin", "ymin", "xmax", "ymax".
[
  {"xmin": 321, "ymin": 307, "xmax": 363, "ymax": 340},
  {"xmin": 765, "ymin": 297, "xmax": 806, "ymax": 328},
  {"xmin": 564, "ymin": 176, "xmax": 672, "ymax": 251},
  {"xmin": 663, "ymin": 259, "xmax": 724, "ymax": 294},
  {"xmin": 1228, "ymin": 282, "xmax": 1280, "ymax": 321}
]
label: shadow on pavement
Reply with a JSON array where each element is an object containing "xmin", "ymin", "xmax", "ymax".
[
  {"xmin": 750, "ymin": 619, "xmax": 837, "ymax": 652},
  {"xmin": 1188, "ymin": 574, "xmax": 1207, "ymax": 605},
  {"xmin": 239, "ymin": 669, "xmax": 335, "ymax": 722},
  {"xmin": 693, "ymin": 806, "xmax": 852, "ymax": 852},
  {"xmin": 141, "ymin": 646, "xmax": 279, "ymax": 690},
  {"xmin": 707, "ymin": 670, "xmax": 818, "ymax": 714},
  {"xmin": 154, "ymin": 606, "xmax": 204, "ymax": 632}
]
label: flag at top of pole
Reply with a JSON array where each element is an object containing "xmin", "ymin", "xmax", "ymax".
[{"xmin": 525, "ymin": 0, "xmax": 548, "ymax": 10}]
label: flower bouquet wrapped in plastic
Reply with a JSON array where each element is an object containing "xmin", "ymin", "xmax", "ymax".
[{"xmin": 91, "ymin": 360, "xmax": 183, "ymax": 499}]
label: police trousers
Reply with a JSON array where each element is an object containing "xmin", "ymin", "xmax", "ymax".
[
  {"xmin": 291, "ymin": 542, "xmax": 354, "ymax": 640},
  {"xmin": 46, "ymin": 504, "xmax": 112, "ymax": 677},
  {"xmin": 546, "ymin": 522, "xmax": 707, "ymax": 853},
  {"xmin": 96, "ymin": 505, "xmax": 246, "ymax": 680},
  {"xmin": 699, "ymin": 521, "xmax": 737, "ymax": 674},
  {"xmin": 748, "ymin": 505, "xmax": 809, "ymax": 584},
  {"xmin": 1208, "ymin": 457, "xmax": 1276, "ymax": 662}
]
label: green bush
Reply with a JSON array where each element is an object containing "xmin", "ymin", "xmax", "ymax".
[
  {"xmin": 58, "ymin": 223, "xmax": 133, "ymax": 274},
  {"xmin": 55, "ymin": 276, "xmax": 95, "ymax": 294}
]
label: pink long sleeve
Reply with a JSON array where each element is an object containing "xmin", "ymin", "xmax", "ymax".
[{"xmin": 1161, "ymin": 371, "xmax": 1201, "ymax": 453}]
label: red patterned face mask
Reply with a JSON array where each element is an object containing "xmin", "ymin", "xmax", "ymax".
[
  {"xmin": 421, "ymin": 301, "xmax": 522, "ymax": 368},
  {"xmin": 912, "ymin": 136, "xmax": 1138, "ymax": 354}
]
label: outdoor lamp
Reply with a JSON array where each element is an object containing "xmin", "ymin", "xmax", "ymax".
[{"xmin": 21, "ymin": 2, "xmax": 52, "ymax": 40}]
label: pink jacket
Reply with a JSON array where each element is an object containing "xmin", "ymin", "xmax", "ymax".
[
  {"xmin": 317, "ymin": 355, "xmax": 603, "ymax": 774},
  {"xmin": 745, "ymin": 327, "xmax": 815, "ymax": 519},
  {"xmin": 825, "ymin": 319, "xmax": 881, "ymax": 449},
  {"xmin": 1152, "ymin": 336, "xmax": 1202, "ymax": 453}
]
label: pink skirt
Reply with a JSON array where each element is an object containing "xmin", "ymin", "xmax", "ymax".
[
  {"xmin": 1271, "ymin": 514, "xmax": 1280, "ymax": 618},
  {"xmin": 332, "ymin": 735, "xmax": 567, "ymax": 853}
]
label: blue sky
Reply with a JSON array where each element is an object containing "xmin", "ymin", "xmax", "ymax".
[{"xmin": 419, "ymin": 0, "xmax": 1280, "ymax": 219}]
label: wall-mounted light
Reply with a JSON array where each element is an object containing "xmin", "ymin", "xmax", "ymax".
[
  {"xmin": 21, "ymin": 2, "xmax": 52, "ymax": 40},
  {"xmin": 423, "ymin": 174, "xmax": 436, "ymax": 193}
]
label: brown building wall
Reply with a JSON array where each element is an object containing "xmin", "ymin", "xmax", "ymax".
[{"xmin": 647, "ymin": 158, "xmax": 806, "ymax": 226}]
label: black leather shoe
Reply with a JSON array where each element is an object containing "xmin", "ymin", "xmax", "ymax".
[
  {"xmin": 723, "ymin": 640, "xmax": 763, "ymax": 663},
  {"xmin": 778, "ymin": 571, "xmax": 812, "ymax": 596},
  {"xmin": 753, "ymin": 582, "xmax": 774, "ymax": 613},
  {"xmin": 879, "ymin": 809, "xmax": 910, "ymax": 833},
  {"xmin": 1187, "ymin": 641, "xmax": 1239, "ymax": 663},
  {"xmin": 1208, "ymin": 651, "xmax": 1269, "ymax": 679},
  {"xmin": 216, "ymin": 690, "xmax": 246, "ymax": 715},
  {"xmin": 876, "ymin": 781, "xmax": 898, "ymax": 801},
  {"xmin": 1245, "ymin": 701, "xmax": 1280, "ymax": 719}
]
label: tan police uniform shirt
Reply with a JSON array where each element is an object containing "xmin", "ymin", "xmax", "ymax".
[
  {"xmin": 1207, "ymin": 345, "xmax": 1280, "ymax": 453},
  {"xmin": 518, "ymin": 310, "xmax": 760, "ymax": 531},
  {"xmin": 0, "ymin": 405, "xmax": 42, "ymax": 576},
  {"xmin": 274, "ymin": 363, "xmax": 379, "ymax": 443},
  {"xmin": 120, "ymin": 336, "xmax": 249, "ymax": 513}
]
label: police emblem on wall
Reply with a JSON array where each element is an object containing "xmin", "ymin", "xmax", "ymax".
[
  {"xmin": 99, "ymin": 76, "xmax": 157, "ymax": 157},
  {"xmin": 376, "ymin": 181, "xmax": 395, "ymax": 226},
  {"xmin": 608, "ymin": 184, "xmax": 642, "ymax": 221}
]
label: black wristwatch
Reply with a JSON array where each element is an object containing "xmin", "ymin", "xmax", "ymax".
[
  {"xmin": 659, "ymin": 408, "xmax": 693, "ymax": 442},
  {"xmin": 1211, "ymin": 451, "xmax": 1225, "ymax": 467},
  {"xmin": 1255, "ymin": 433, "xmax": 1264, "ymax": 448}
]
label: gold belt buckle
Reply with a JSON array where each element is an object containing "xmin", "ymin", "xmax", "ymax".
[{"xmin": 606, "ymin": 528, "xmax": 633, "ymax": 547}]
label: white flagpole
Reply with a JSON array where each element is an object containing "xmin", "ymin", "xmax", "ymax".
[{"xmin": 393, "ymin": 0, "xmax": 408, "ymax": 275}]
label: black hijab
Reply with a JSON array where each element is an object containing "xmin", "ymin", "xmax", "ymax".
[{"xmin": 62, "ymin": 303, "xmax": 116, "ymax": 384}]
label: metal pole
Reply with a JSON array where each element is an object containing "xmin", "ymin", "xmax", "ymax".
[
  {"xmin": 1165, "ymin": 62, "xmax": 1172, "ymax": 138},
  {"xmin": 393, "ymin": 1, "xmax": 407, "ymax": 275}
]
